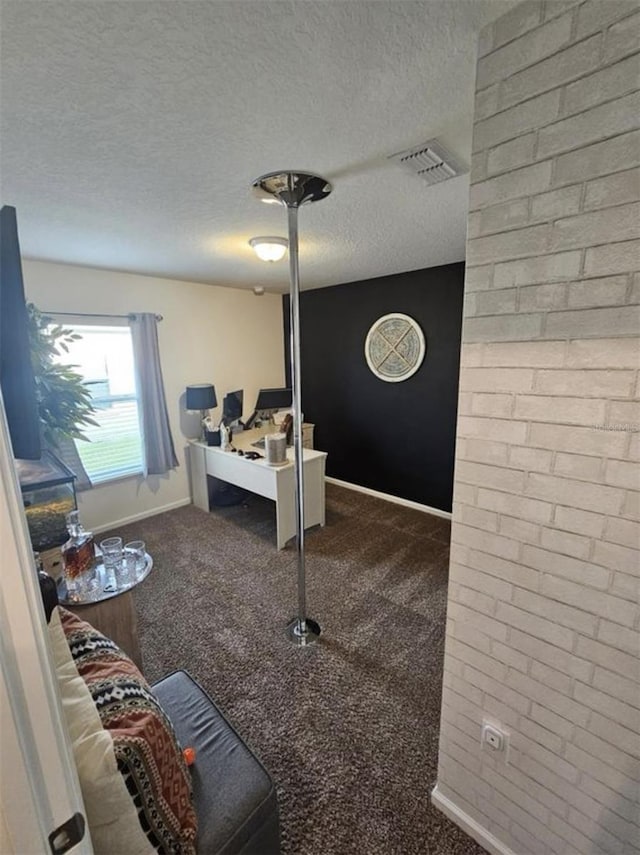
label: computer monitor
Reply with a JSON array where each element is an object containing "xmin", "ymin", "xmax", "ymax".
[
  {"xmin": 255, "ymin": 387, "xmax": 292, "ymax": 411},
  {"xmin": 246, "ymin": 387, "xmax": 292, "ymax": 428},
  {"xmin": 223, "ymin": 389, "xmax": 243, "ymax": 423}
]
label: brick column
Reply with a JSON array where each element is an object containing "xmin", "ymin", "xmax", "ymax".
[{"xmin": 434, "ymin": 2, "xmax": 639, "ymax": 854}]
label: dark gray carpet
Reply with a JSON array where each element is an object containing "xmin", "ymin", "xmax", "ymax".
[{"xmin": 118, "ymin": 483, "xmax": 485, "ymax": 855}]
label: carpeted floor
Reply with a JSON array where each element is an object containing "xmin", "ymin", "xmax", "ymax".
[{"xmin": 118, "ymin": 483, "xmax": 486, "ymax": 855}]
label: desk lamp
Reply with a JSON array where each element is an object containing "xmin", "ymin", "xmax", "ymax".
[
  {"xmin": 186, "ymin": 384, "xmax": 217, "ymax": 441},
  {"xmin": 252, "ymin": 171, "xmax": 332, "ymax": 647}
]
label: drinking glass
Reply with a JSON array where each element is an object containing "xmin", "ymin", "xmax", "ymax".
[
  {"xmin": 124, "ymin": 540, "xmax": 146, "ymax": 581},
  {"xmin": 99, "ymin": 536, "xmax": 123, "ymax": 590}
]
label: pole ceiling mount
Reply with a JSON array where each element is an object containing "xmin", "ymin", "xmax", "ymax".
[{"xmin": 251, "ymin": 171, "xmax": 333, "ymax": 208}]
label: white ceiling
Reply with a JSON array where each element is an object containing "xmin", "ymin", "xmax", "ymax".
[{"xmin": 1, "ymin": 0, "xmax": 516, "ymax": 292}]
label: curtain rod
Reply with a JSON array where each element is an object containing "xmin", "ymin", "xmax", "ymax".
[{"xmin": 42, "ymin": 310, "xmax": 163, "ymax": 322}]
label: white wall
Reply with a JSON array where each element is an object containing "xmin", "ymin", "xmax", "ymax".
[
  {"xmin": 434, "ymin": 2, "xmax": 639, "ymax": 854},
  {"xmin": 23, "ymin": 260, "xmax": 285, "ymax": 532}
]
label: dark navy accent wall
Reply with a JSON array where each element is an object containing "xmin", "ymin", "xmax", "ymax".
[{"xmin": 283, "ymin": 262, "xmax": 464, "ymax": 512}]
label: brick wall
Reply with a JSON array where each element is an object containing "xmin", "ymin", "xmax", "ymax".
[{"xmin": 434, "ymin": 2, "xmax": 639, "ymax": 854}]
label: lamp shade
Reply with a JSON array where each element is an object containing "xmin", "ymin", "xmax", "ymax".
[{"xmin": 186, "ymin": 384, "xmax": 217, "ymax": 410}]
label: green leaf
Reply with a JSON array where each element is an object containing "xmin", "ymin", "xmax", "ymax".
[{"xmin": 26, "ymin": 302, "xmax": 97, "ymax": 443}]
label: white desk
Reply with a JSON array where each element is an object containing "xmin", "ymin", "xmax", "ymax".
[{"xmin": 188, "ymin": 427, "xmax": 327, "ymax": 549}]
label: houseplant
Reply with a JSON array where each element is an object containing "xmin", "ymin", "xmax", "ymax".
[
  {"xmin": 26, "ymin": 302, "xmax": 97, "ymax": 447},
  {"xmin": 21, "ymin": 303, "xmax": 97, "ymax": 550}
]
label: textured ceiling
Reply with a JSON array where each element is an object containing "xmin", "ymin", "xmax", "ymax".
[{"xmin": 0, "ymin": 0, "xmax": 516, "ymax": 291}]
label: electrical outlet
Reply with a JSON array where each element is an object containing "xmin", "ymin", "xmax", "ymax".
[{"xmin": 481, "ymin": 720, "xmax": 510, "ymax": 763}]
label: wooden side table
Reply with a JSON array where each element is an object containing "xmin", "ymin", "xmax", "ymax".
[
  {"xmin": 65, "ymin": 592, "xmax": 142, "ymax": 670},
  {"xmin": 45, "ymin": 546, "xmax": 151, "ymax": 672}
]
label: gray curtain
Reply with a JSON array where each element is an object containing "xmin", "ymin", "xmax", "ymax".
[{"xmin": 129, "ymin": 313, "xmax": 178, "ymax": 476}]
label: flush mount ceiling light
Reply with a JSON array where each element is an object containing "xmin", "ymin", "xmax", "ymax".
[{"xmin": 249, "ymin": 236, "xmax": 288, "ymax": 262}]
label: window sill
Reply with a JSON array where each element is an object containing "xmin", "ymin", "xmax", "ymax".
[{"xmin": 89, "ymin": 470, "xmax": 144, "ymax": 488}]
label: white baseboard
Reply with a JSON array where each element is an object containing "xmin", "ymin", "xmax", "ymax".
[
  {"xmin": 92, "ymin": 498, "xmax": 192, "ymax": 535},
  {"xmin": 325, "ymin": 476, "xmax": 452, "ymax": 520},
  {"xmin": 431, "ymin": 785, "xmax": 517, "ymax": 855}
]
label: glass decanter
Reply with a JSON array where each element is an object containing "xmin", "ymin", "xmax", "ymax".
[{"xmin": 61, "ymin": 510, "xmax": 96, "ymax": 600}]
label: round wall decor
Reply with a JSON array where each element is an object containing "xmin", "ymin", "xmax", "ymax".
[{"xmin": 364, "ymin": 313, "xmax": 426, "ymax": 382}]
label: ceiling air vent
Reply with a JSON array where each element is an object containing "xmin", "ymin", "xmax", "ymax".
[{"xmin": 389, "ymin": 139, "xmax": 465, "ymax": 186}]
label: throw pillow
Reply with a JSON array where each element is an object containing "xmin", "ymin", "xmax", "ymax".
[
  {"xmin": 48, "ymin": 606, "xmax": 153, "ymax": 854},
  {"xmin": 50, "ymin": 606, "xmax": 198, "ymax": 854}
]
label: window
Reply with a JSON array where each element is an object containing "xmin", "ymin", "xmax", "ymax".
[{"xmin": 53, "ymin": 323, "xmax": 143, "ymax": 483}]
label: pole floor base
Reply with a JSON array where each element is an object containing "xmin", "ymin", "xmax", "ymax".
[{"xmin": 286, "ymin": 617, "xmax": 321, "ymax": 646}]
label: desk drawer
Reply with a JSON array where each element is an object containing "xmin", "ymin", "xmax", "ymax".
[{"xmin": 205, "ymin": 450, "xmax": 277, "ymax": 500}]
